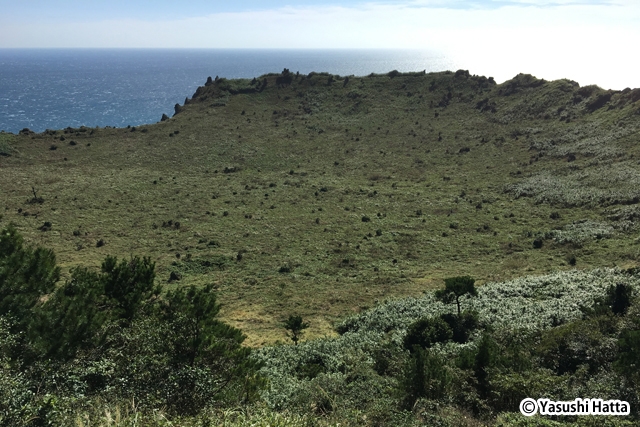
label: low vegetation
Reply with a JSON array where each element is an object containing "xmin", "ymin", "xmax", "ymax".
[
  {"xmin": 2, "ymin": 68, "xmax": 640, "ymax": 424},
  {"xmin": 2, "ymin": 224, "xmax": 640, "ymax": 425}
]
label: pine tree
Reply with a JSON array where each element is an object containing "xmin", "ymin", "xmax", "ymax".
[
  {"xmin": 159, "ymin": 284, "xmax": 262, "ymax": 413},
  {"xmin": 34, "ymin": 255, "xmax": 159, "ymax": 360},
  {"xmin": 33, "ymin": 267, "xmax": 107, "ymax": 360},
  {"xmin": 283, "ymin": 315, "xmax": 309, "ymax": 345},
  {"xmin": 101, "ymin": 255, "xmax": 159, "ymax": 322},
  {"xmin": 435, "ymin": 276, "xmax": 478, "ymax": 316},
  {"xmin": 0, "ymin": 224, "xmax": 59, "ymax": 333}
]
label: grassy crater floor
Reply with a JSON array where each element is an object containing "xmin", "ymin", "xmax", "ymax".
[{"xmin": 2, "ymin": 70, "xmax": 640, "ymax": 345}]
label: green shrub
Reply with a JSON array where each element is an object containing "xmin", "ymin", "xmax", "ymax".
[
  {"xmin": 36, "ymin": 285, "xmax": 262, "ymax": 416},
  {"xmin": 0, "ymin": 224, "xmax": 60, "ymax": 334},
  {"xmin": 537, "ymin": 318, "xmax": 616, "ymax": 375},
  {"xmin": 172, "ymin": 255, "xmax": 230, "ymax": 276},
  {"xmin": 0, "ymin": 140, "xmax": 15, "ymax": 157},
  {"xmin": 101, "ymin": 255, "xmax": 158, "ymax": 322},
  {"xmin": 403, "ymin": 316, "xmax": 453, "ymax": 351},
  {"xmin": 495, "ymin": 412, "xmax": 565, "ymax": 426},
  {"xmin": 607, "ymin": 283, "xmax": 634, "ymax": 316},
  {"xmin": 32, "ymin": 267, "xmax": 109, "ymax": 360},
  {"xmin": 474, "ymin": 333, "xmax": 499, "ymax": 397},
  {"xmin": 441, "ymin": 310, "xmax": 480, "ymax": 344},
  {"xmin": 0, "ymin": 317, "xmax": 36, "ymax": 426},
  {"xmin": 616, "ymin": 326, "xmax": 640, "ymax": 384},
  {"xmin": 400, "ymin": 347, "xmax": 452, "ymax": 408},
  {"xmin": 34, "ymin": 256, "xmax": 159, "ymax": 360}
]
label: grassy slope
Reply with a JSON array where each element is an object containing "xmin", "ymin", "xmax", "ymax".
[{"xmin": 1, "ymin": 70, "xmax": 640, "ymax": 346}]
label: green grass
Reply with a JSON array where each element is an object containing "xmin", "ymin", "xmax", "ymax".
[
  {"xmin": 0, "ymin": 132, "xmax": 16, "ymax": 157},
  {"xmin": 1, "ymin": 70, "xmax": 640, "ymax": 345}
]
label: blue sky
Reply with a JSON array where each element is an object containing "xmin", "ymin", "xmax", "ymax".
[
  {"xmin": 1, "ymin": 1, "xmax": 638, "ymax": 88},
  {"xmin": 0, "ymin": 1, "xmax": 624, "ymax": 20},
  {"xmin": 1, "ymin": 1, "xmax": 356, "ymax": 20}
]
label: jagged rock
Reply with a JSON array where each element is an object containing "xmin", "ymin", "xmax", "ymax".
[
  {"xmin": 276, "ymin": 69, "xmax": 293, "ymax": 87},
  {"xmin": 161, "ymin": 113, "xmax": 170, "ymax": 122},
  {"xmin": 173, "ymin": 103, "xmax": 182, "ymax": 116},
  {"xmin": 205, "ymin": 76, "xmax": 213, "ymax": 86},
  {"xmin": 193, "ymin": 86, "xmax": 204, "ymax": 98}
]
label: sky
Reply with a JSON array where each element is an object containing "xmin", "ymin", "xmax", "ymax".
[{"xmin": 1, "ymin": 0, "xmax": 639, "ymax": 89}]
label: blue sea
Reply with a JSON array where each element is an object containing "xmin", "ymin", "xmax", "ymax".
[{"xmin": 0, "ymin": 49, "xmax": 457, "ymax": 134}]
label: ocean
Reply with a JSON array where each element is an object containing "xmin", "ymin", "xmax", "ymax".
[{"xmin": 0, "ymin": 49, "xmax": 457, "ymax": 134}]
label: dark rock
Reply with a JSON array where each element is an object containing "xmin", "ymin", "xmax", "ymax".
[
  {"xmin": 161, "ymin": 113, "xmax": 170, "ymax": 122},
  {"xmin": 193, "ymin": 86, "xmax": 205, "ymax": 97},
  {"xmin": 276, "ymin": 69, "xmax": 293, "ymax": 87}
]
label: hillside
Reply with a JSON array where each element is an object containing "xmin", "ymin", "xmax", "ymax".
[{"xmin": 1, "ymin": 69, "xmax": 640, "ymax": 346}]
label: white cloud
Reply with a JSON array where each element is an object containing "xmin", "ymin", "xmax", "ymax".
[{"xmin": 1, "ymin": 1, "xmax": 638, "ymax": 88}]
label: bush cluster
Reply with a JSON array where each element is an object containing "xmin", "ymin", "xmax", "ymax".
[
  {"xmin": 2, "ymin": 223, "xmax": 640, "ymax": 425},
  {"xmin": 0, "ymin": 225, "xmax": 261, "ymax": 425},
  {"xmin": 255, "ymin": 268, "xmax": 640, "ymax": 423}
]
